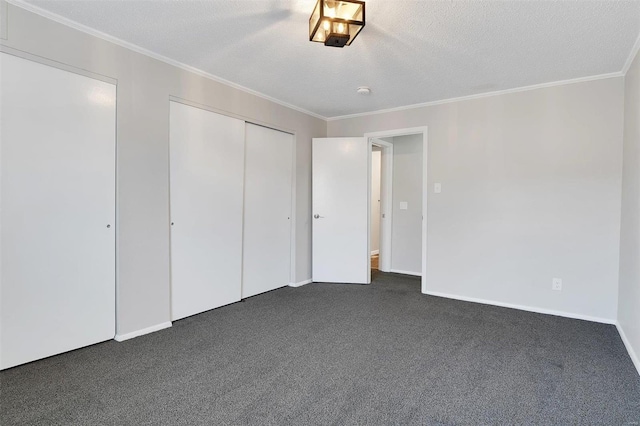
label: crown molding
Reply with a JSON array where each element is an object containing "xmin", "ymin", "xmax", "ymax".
[
  {"xmin": 326, "ymin": 71, "xmax": 623, "ymax": 121},
  {"xmin": 7, "ymin": 0, "xmax": 637, "ymax": 123},
  {"xmin": 622, "ymin": 32, "xmax": 640, "ymax": 76},
  {"xmin": 5, "ymin": 0, "xmax": 328, "ymax": 121}
]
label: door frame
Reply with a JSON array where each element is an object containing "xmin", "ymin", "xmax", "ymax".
[
  {"xmin": 364, "ymin": 127, "xmax": 428, "ymax": 293},
  {"xmin": 369, "ymin": 138, "xmax": 393, "ymax": 279}
]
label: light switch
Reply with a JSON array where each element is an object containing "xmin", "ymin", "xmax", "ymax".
[
  {"xmin": 400, "ymin": 202, "xmax": 408, "ymax": 210},
  {"xmin": 434, "ymin": 183, "xmax": 442, "ymax": 193}
]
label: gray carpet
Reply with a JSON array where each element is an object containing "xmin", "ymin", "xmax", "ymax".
[{"xmin": 1, "ymin": 272, "xmax": 639, "ymax": 425}]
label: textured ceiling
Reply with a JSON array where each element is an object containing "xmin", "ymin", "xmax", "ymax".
[{"xmin": 23, "ymin": 0, "xmax": 640, "ymax": 118}]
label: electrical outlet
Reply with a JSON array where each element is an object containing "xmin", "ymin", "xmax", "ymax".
[{"xmin": 552, "ymin": 278, "xmax": 562, "ymax": 291}]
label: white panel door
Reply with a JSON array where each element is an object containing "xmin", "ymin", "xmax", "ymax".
[
  {"xmin": 170, "ymin": 102, "xmax": 244, "ymax": 321},
  {"xmin": 312, "ymin": 138, "xmax": 369, "ymax": 284},
  {"xmin": 242, "ymin": 124, "xmax": 293, "ymax": 298},
  {"xmin": 0, "ymin": 53, "xmax": 116, "ymax": 370}
]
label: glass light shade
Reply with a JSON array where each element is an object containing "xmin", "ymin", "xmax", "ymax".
[{"xmin": 309, "ymin": 0, "xmax": 365, "ymax": 47}]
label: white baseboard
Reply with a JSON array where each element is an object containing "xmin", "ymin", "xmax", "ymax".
[
  {"xmin": 371, "ymin": 250, "xmax": 379, "ymax": 256},
  {"xmin": 423, "ymin": 290, "xmax": 616, "ymax": 325},
  {"xmin": 289, "ymin": 279, "xmax": 312, "ymax": 288},
  {"xmin": 389, "ymin": 269, "xmax": 422, "ymax": 277},
  {"xmin": 616, "ymin": 322, "xmax": 640, "ymax": 377},
  {"xmin": 114, "ymin": 321, "xmax": 172, "ymax": 342}
]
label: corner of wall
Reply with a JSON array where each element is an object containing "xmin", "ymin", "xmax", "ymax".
[
  {"xmin": 616, "ymin": 322, "xmax": 640, "ymax": 377},
  {"xmin": 616, "ymin": 37, "xmax": 640, "ymax": 378}
]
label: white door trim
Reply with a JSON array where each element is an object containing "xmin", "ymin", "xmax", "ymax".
[
  {"xmin": 364, "ymin": 127, "xmax": 428, "ymax": 293},
  {"xmin": 370, "ymin": 138, "xmax": 393, "ymax": 276},
  {"xmin": 289, "ymin": 132, "xmax": 297, "ymax": 287},
  {"xmin": 0, "ymin": 45, "xmax": 118, "ymax": 85}
]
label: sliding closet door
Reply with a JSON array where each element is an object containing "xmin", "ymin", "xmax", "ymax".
[
  {"xmin": 0, "ymin": 53, "xmax": 116, "ymax": 370},
  {"xmin": 242, "ymin": 124, "xmax": 293, "ymax": 298},
  {"xmin": 169, "ymin": 102, "xmax": 244, "ymax": 321}
]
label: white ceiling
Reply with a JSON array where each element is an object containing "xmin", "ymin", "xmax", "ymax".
[{"xmin": 22, "ymin": 0, "xmax": 640, "ymax": 119}]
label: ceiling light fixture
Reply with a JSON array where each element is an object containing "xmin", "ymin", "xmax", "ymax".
[
  {"xmin": 309, "ymin": 0, "xmax": 365, "ymax": 48},
  {"xmin": 357, "ymin": 86, "xmax": 371, "ymax": 95}
]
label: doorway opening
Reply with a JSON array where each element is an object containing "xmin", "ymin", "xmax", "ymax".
[
  {"xmin": 371, "ymin": 145, "xmax": 382, "ymax": 273},
  {"xmin": 366, "ymin": 128, "xmax": 428, "ymax": 293},
  {"xmin": 369, "ymin": 138, "xmax": 392, "ymax": 279}
]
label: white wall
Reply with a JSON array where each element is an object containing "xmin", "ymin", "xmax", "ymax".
[
  {"xmin": 389, "ymin": 135, "xmax": 423, "ymax": 274},
  {"xmin": 329, "ymin": 77, "xmax": 624, "ymax": 322},
  {"xmin": 618, "ymin": 47, "xmax": 640, "ymax": 375},
  {"xmin": 1, "ymin": 4, "xmax": 326, "ymax": 336},
  {"xmin": 2, "ymin": 2, "xmax": 632, "ymax": 342},
  {"xmin": 371, "ymin": 149, "xmax": 381, "ymax": 254}
]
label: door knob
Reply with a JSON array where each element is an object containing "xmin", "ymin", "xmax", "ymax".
[{"xmin": 313, "ymin": 214, "xmax": 324, "ymax": 219}]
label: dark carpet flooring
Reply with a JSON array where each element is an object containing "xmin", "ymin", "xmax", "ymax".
[{"xmin": 1, "ymin": 272, "xmax": 639, "ymax": 425}]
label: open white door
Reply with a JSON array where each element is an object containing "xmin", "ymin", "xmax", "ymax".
[{"xmin": 312, "ymin": 137, "xmax": 369, "ymax": 284}]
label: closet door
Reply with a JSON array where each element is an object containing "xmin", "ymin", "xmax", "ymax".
[
  {"xmin": 242, "ymin": 124, "xmax": 293, "ymax": 298},
  {"xmin": 0, "ymin": 53, "xmax": 116, "ymax": 370},
  {"xmin": 169, "ymin": 102, "xmax": 244, "ymax": 321}
]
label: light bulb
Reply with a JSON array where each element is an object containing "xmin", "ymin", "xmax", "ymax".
[
  {"xmin": 323, "ymin": 20, "xmax": 330, "ymax": 31},
  {"xmin": 338, "ymin": 23, "xmax": 345, "ymax": 33}
]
